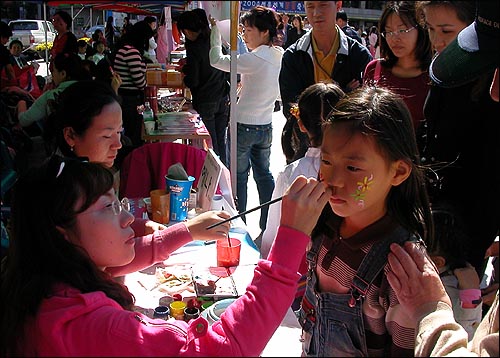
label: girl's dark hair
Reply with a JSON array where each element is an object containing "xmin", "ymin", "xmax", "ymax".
[
  {"xmin": 415, "ymin": 1, "xmax": 475, "ymax": 27},
  {"xmin": 176, "ymin": 8, "xmax": 210, "ymax": 39},
  {"xmin": 49, "ymin": 80, "xmax": 120, "ymax": 157},
  {"xmin": 313, "ymin": 85, "xmax": 433, "ymax": 245},
  {"xmin": 282, "ymin": 83, "xmax": 345, "ymax": 160},
  {"xmin": 240, "ymin": 5, "xmax": 278, "ymax": 44},
  {"xmin": 428, "ymin": 205, "xmax": 469, "ymax": 270},
  {"xmin": 0, "ymin": 156, "xmax": 135, "ymax": 356},
  {"xmin": 121, "ymin": 20, "xmax": 154, "ymax": 54},
  {"xmin": 54, "ymin": 10, "xmax": 72, "ymax": 28},
  {"xmin": 379, "ymin": 1, "xmax": 432, "ymax": 71},
  {"xmin": 52, "ymin": 52, "xmax": 89, "ymax": 81},
  {"xmin": 291, "ymin": 14, "xmax": 304, "ymax": 30}
]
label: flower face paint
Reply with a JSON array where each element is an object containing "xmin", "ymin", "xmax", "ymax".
[{"xmin": 351, "ymin": 174, "xmax": 374, "ymax": 208}]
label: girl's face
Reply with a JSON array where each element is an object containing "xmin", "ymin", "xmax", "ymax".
[
  {"xmin": 51, "ymin": 65, "xmax": 66, "ymax": 86},
  {"xmin": 66, "ymin": 101, "xmax": 123, "ymax": 167},
  {"xmin": 293, "ymin": 18, "xmax": 300, "ymax": 28},
  {"xmin": 242, "ymin": 24, "xmax": 269, "ymax": 50},
  {"xmin": 383, "ymin": 13, "xmax": 419, "ymax": 60},
  {"xmin": 320, "ymin": 125, "xmax": 409, "ymax": 227},
  {"xmin": 10, "ymin": 43, "xmax": 22, "ymax": 56},
  {"xmin": 423, "ymin": 5, "xmax": 469, "ymax": 54},
  {"xmin": 96, "ymin": 43, "xmax": 105, "ymax": 54},
  {"xmin": 70, "ymin": 189, "xmax": 136, "ymax": 270}
]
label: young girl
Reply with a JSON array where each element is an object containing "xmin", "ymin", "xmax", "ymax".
[
  {"xmin": 0, "ymin": 156, "xmax": 330, "ymax": 356},
  {"xmin": 298, "ymin": 85, "xmax": 433, "ymax": 356},
  {"xmin": 208, "ymin": 6, "xmax": 284, "ymax": 233},
  {"xmin": 363, "ymin": 1, "xmax": 432, "ymax": 131},
  {"xmin": 262, "ymin": 82, "xmax": 345, "ymax": 260}
]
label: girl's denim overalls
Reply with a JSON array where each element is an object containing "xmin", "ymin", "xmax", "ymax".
[{"xmin": 298, "ymin": 226, "xmax": 417, "ymax": 357}]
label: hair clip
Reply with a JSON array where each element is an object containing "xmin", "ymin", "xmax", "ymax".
[
  {"xmin": 289, "ymin": 104, "xmax": 300, "ymax": 120},
  {"xmin": 56, "ymin": 161, "xmax": 65, "ymax": 178}
]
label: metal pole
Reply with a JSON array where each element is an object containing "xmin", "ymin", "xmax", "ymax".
[
  {"xmin": 229, "ymin": 1, "xmax": 239, "ymax": 197},
  {"xmin": 43, "ymin": 1, "xmax": 49, "ymax": 75}
]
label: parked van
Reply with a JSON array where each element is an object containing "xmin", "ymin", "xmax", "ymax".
[{"xmin": 8, "ymin": 20, "xmax": 56, "ymax": 49}]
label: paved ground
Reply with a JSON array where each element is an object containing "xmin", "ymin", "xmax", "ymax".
[{"xmin": 240, "ymin": 109, "xmax": 287, "ymax": 242}]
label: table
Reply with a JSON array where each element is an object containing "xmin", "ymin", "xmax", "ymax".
[
  {"xmin": 141, "ymin": 114, "xmax": 212, "ymax": 150},
  {"xmin": 124, "ymin": 226, "xmax": 303, "ymax": 356}
]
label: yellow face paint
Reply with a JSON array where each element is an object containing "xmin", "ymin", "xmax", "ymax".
[{"xmin": 351, "ymin": 174, "xmax": 374, "ymax": 207}]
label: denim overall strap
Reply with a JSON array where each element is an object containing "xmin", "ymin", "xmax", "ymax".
[{"xmin": 348, "ymin": 226, "xmax": 416, "ymax": 307}]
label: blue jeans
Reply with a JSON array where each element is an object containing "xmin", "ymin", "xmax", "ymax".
[
  {"xmin": 236, "ymin": 123, "xmax": 274, "ymax": 231},
  {"xmin": 194, "ymin": 95, "xmax": 229, "ymax": 166}
]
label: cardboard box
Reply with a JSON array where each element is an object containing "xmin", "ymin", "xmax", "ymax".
[{"xmin": 146, "ymin": 69, "xmax": 183, "ymax": 87}]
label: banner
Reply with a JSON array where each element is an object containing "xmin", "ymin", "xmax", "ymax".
[{"xmin": 240, "ymin": 1, "xmax": 305, "ymax": 14}]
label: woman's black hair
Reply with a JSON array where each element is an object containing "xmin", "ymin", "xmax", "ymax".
[
  {"xmin": 45, "ymin": 80, "xmax": 120, "ymax": 157},
  {"xmin": 54, "ymin": 10, "xmax": 72, "ymax": 28},
  {"xmin": 176, "ymin": 8, "xmax": 210, "ymax": 39},
  {"xmin": 240, "ymin": 5, "xmax": 278, "ymax": 44},
  {"xmin": 0, "ymin": 156, "xmax": 134, "ymax": 356}
]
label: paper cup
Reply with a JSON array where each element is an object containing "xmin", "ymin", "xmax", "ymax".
[
  {"xmin": 150, "ymin": 189, "xmax": 170, "ymax": 224},
  {"xmin": 144, "ymin": 121, "xmax": 155, "ymax": 134},
  {"xmin": 165, "ymin": 176, "xmax": 195, "ymax": 222}
]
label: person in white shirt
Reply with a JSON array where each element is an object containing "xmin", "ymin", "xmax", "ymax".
[
  {"xmin": 144, "ymin": 16, "xmax": 158, "ymax": 63},
  {"xmin": 209, "ymin": 6, "xmax": 284, "ymax": 233}
]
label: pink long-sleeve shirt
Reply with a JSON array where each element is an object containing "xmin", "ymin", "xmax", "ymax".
[{"xmin": 21, "ymin": 226, "xmax": 307, "ymax": 356}]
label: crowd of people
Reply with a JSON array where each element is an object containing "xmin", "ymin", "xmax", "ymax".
[{"xmin": 0, "ymin": 0, "xmax": 499, "ymax": 356}]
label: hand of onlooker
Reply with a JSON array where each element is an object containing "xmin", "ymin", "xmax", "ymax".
[
  {"xmin": 482, "ymin": 283, "xmax": 499, "ymax": 306},
  {"xmin": 485, "ymin": 241, "xmax": 499, "ymax": 258},
  {"xmin": 110, "ymin": 72, "xmax": 122, "ymax": 94},
  {"xmin": 454, "ymin": 263, "xmax": 480, "ymax": 290},
  {"xmin": 208, "ymin": 15, "xmax": 217, "ymax": 27},
  {"xmin": 280, "ymin": 175, "xmax": 332, "ymax": 236},
  {"xmin": 346, "ymin": 78, "xmax": 361, "ymax": 92},
  {"xmin": 186, "ymin": 210, "xmax": 231, "ymax": 241},
  {"xmin": 387, "ymin": 241, "xmax": 452, "ymax": 321}
]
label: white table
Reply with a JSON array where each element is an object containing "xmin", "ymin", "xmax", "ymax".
[{"xmin": 124, "ymin": 226, "xmax": 303, "ymax": 356}]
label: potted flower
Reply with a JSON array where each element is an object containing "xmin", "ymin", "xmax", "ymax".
[{"xmin": 34, "ymin": 41, "xmax": 53, "ymax": 60}]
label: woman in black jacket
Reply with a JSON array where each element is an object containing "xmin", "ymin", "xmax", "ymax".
[{"xmin": 177, "ymin": 9, "xmax": 230, "ymax": 166}]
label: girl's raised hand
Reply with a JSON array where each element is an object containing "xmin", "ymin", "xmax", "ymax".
[{"xmin": 280, "ymin": 176, "xmax": 332, "ymax": 236}]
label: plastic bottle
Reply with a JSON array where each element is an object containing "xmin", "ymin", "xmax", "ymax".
[{"xmin": 143, "ymin": 101, "xmax": 154, "ymax": 122}]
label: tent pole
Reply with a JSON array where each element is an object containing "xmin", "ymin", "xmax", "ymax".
[
  {"xmin": 44, "ymin": 1, "xmax": 49, "ymax": 75},
  {"xmin": 229, "ymin": 1, "xmax": 238, "ymax": 199}
]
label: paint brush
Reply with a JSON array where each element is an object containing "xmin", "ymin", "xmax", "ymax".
[{"xmin": 206, "ymin": 196, "xmax": 283, "ymax": 230}]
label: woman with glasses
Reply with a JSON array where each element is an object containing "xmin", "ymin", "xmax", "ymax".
[
  {"xmin": 363, "ymin": 1, "xmax": 432, "ymax": 131},
  {"xmin": 0, "ymin": 156, "xmax": 328, "ymax": 356}
]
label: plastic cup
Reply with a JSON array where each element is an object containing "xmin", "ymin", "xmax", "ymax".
[
  {"xmin": 169, "ymin": 300, "xmax": 186, "ymax": 320},
  {"xmin": 153, "ymin": 305, "xmax": 170, "ymax": 320},
  {"xmin": 144, "ymin": 121, "xmax": 155, "ymax": 134},
  {"xmin": 184, "ymin": 306, "xmax": 200, "ymax": 322},
  {"xmin": 150, "ymin": 189, "xmax": 170, "ymax": 224},
  {"xmin": 211, "ymin": 194, "xmax": 224, "ymax": 211},
  {"xmin": 165, "ymin": 175, "xmax": 195, "ymax": 222},
  {"xmin": 216, "ymin": 238, "xmax": 241, "ymax": 267}
]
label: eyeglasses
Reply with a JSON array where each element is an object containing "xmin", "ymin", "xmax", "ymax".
[
  {"xmin": 81, "ymin": 197, "xmax": 131, "ymax": 216},
  {"xmin": 381, "ymin": 26, "xmax": 416, "ymax": 39}
]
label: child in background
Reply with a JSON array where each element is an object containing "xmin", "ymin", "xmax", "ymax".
[
  {"xmin": 77, "ymin": 39, "xmax": 88, "ymax": 60},
  {"xmin": 261, "ymin": 83, "xmax": 345, "ymax": 310},
  {"xmin": 89, "ymin": 41, "xmax": 106, "ymax": 65},
  {"xmin": 298, "ymin": 85, "xmax": 433, "ymax": 356},
  {"xmin": 428, "ymin": 207, "xmax": 482, "ymax": 340}
]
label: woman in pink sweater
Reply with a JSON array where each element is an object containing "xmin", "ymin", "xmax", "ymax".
[{"xmin": 0, "ymin": 156, "xmax": 330, "ymax": 356}]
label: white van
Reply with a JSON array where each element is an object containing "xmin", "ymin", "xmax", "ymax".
[{"xmin": 8, "ymin": 20, "xmax": 57, "ymax": 49}]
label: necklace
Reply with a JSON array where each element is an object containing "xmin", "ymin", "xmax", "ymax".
[{"xmin": 311, "ymin": 48, "xmax": 334, "ymax": 78}]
